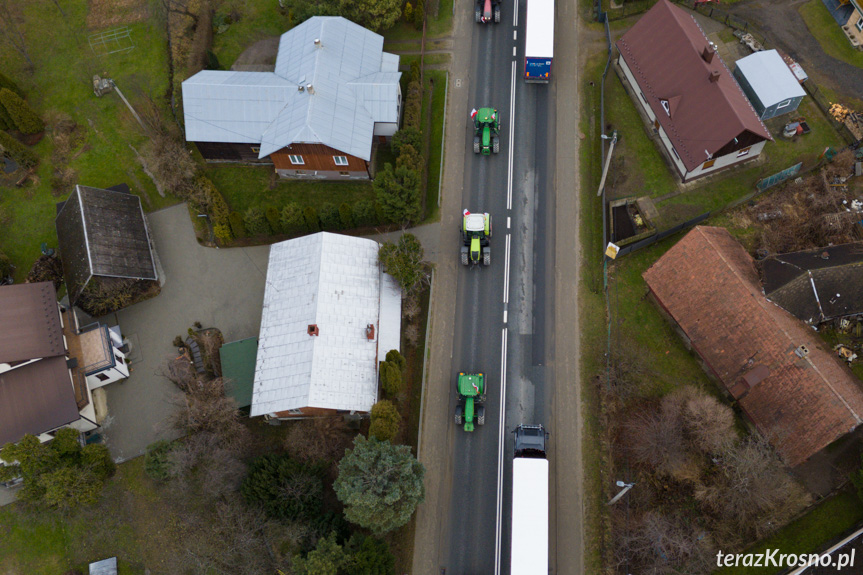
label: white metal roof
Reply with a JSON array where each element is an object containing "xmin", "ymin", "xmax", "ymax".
[
  {"xmin": 525, "ymin": 0, "xmax": 555, "ymax": 58},
  {"xmin": 181, "ymin": 17, "xmax": 401, "ymax": 161},
  {"xmin": 465, "ymin": 213, "xmax": 485, "ymax": 232},
  {"xmin": 377, "ymin": 271, "xmax": 402, "ymax": 357},
  {"xmin": 510, "ymin": 458, "xmax": 549, "ymax": 575},
  {"xmin": 735, "ymin": 49, "xmax": 806, "ymax": 107},
  {"xmin": 251, "ymin": 232, "xmax": 401, "ymax": 416}
]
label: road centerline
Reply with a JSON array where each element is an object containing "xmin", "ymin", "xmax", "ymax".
[{"xmin": 494, "ymin": 327, "xmax": 509, "ymax": 575}]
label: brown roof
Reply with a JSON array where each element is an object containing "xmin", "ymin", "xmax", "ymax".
[
  {"xmin": 0, "ymin": 282, "xmax": 65, "ymax": 364},
  {"xmin": 0, "ymin": 356, "xmax": 80, "ymax": 446},
  {"xmin": 616, "ymin": 0, "xmax": 771, "ymax": 172},
  {"xmin": 643, "ymin": 227, "xmax": 863, "ymax": 466}
]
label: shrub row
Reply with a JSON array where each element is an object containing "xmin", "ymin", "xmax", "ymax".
[{"xmin": 0, "ymin": 129, "xmax": 38, "ymax": 168}]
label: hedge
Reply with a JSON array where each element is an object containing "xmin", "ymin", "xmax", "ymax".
[
  {"xmin": 0, "ymin": 71, "xmax": 22, "ymax": 97},
  {"xmin": 228, "ymin": 211, "xmax": 246, "ymax": 238},
  {"xmin": 0, "ymin": 130, "xmax": 38, "ymax": 168},
  {"xmin": 281, "ymin": 202, "xmax": 304, "ymax": 235},
  {"xmin": 243, "ymin": 206, "xmax": 270, "ymax": 236},
  {"xmin": 339, "ymin": 202, "xmax": 354, "ymax": 229},
  {"xmin": 0, "ymin": 88, "xmax": 43, "ymax": 135},
  {"xmin": 265, "ymin": 205, "xmax": 282, "ymax": 234},
  {"xmin": 303, "ymin": 206, "xmax": 320, "ymax": 233},
  {"xmin": 319, "ymin": 202, "xmax": 342, "ymax": 231}
]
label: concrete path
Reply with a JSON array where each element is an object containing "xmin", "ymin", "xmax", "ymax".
[
  {"xmin": 101, "ymin": 204, "xmax": 270, "ymax": 462},
  {"xmin": 368, "ymin": 222, "xmax": 441, "ymax": 261}
]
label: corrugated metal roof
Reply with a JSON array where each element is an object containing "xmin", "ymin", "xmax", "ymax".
[
  {"xmin": 251, "ymin": 233, "xmax": 401, "ymax": 416},
  {"xmin": 182, "ymin": 17, "xmax": 401, "ymax": 161},
  {"xmin": 736, "ymin": 49, "xmax": 806, "ymax": 108},
  {"xmin": 378, "ymin": 271, "xmax": 402, "ymax": 356}
]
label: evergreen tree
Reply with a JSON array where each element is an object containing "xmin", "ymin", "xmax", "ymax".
[
  {"xmin": 374, "ymin": 163, "xmax": 422, "ymax": 224},
  {"xmin": 378, "ymin": 233, "xmax": 430, "ymax": 295},
  {"xmin": 0, "ymin": 71, "xmax": 22, "ymax": 97},
  {"xmin": 241, "ymin": 454, "xmax": 325, "ymax": 521},
  {"xmin": 0, "ymin": 88, "xmax": 43, "ymax": 134},
  {"xmin": 369, "ymin": 400, "xmax": 401, "ymax": 441},
  {"xmin": 0, "ymin": 130, "xmax": 38, "ymax": 168}
]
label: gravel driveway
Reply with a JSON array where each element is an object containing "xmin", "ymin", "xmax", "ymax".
[{"xmin": 727, "ymin": 0, "xmax": 863, "ymax": 98}]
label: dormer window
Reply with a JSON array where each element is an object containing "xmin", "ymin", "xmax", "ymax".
[{"xmin": 660, "ymin": 99, "xmax": 671, "ymax": 117}]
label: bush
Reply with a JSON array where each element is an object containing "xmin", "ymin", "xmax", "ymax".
[
  {"xmin": 392, "ymin": 127, "xmax": 422, "ymax": 156},
  {"xmin": 374, "ymin": 163, "xmax": 422, "ymax": 224},
  {"xmin": 319, "ymin": 202, "xmax": 342, "ymax": 231},
  {"xmin": 26, "ymin": 254, "xmax": 63, "ymax": 290},
  {"xmin": 281, "ymin": 202, "xmax": 305, "ymax": 235},
  {"xmin": 0, "ymin": 103, "xmax": 12, "ymax": 130},
  {"xmin": 410, "ymin": 61, "xmax": 421, "ymax": 84},
  {"xmin": 0, "ymin": 250, "xmax": 14, "ymax": 279},
  {"xmin": 403, "ymin": 81, "xmax": 423, "ymax": 129},
  {"xmin": 241, "ymin": 454, "xmax": 326, "ymax": 521},
  {"xmin": 337, "ymin": 202, "xmax": 355, "ymax": 229},
  {"xmin": 353, "ymin": 200, "xmax": 378, "ymax": 228},
  {"xmin": 199, "ymin": 176, "xmax": 232, "ymax": 243},
  {"xmin": 0, "ymin": 88, "xmax": 43, "ymax": 134},
  {"xmin": 395, "ymin": 144, "xmax": 424, "ymax": 173},
  {"xmin": 380, "ymin": 361, "xmax": 403, "ymax": 396},
  {"xmin": 0, "ymin": 130, "xmax": 38, "ymax": 168},
  {"xmin": 243, "ymin": 206, "xmax": 271, "ymax": 236},
  {"xmin": 0, "ymin": 71, "xmax": 22, "ymax": 97},
  {"xmin": 369, "ymin": 400, "xmax": 401, "ymax": 441},
  {"xmin": 385, "ymin": 349, "xmax": 406, "ymax": 372},
  {"xmin": 303, "ymin": 206, "xmax": 320, "ymax": 233},
  {"xmin": 229, "ymin": 212, "xmax": 246, "ymax": 238},
  {"xmin": 265, "ymin": 205, "xmax": 282, "ymax": 234},
  {"xmin": 403, "ymin": 2, "xmax": 414, "ymax": 23}
]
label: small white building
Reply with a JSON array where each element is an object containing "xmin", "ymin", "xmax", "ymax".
[
  {"xmin": 251, "ymin": 232, "xmax": 402, "ymax": 419},
  {"xmin": 734, "ymin": 50, "xmax": 807, "ymax": 120}
]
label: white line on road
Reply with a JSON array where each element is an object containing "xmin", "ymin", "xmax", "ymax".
[
  {"xmin": 513, "ymin": 0, "xmax": 519, "ymax": 26},
  {"xmin": 507, "ymin": 216, "xmax": 511, "ymax": 228},
  {"xmin": 506, "ymin": 60, "xmax": 516, "ymax": 210},
  {"xmin": 503, "ymin": 234, "xmax": 511, "ymax": 304},
  {"xmin": 513, "ymin": 30, "xmax": 517, "ymax": 40},
  {"xmin": 494, "ymin": 327, "xmax": 509, "ymax": 575},
  {"xmin": 512, "ymin": 46, "xmax": 516, "ymax": 56},
  {"xmin": 503, "ymin": 309, "xmax": 508, "ymax": 323}
]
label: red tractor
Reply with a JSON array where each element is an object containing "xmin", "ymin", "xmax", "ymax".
[{"xmin": 476, "ymin": 0, "xmax": 501, "ymax": 23}]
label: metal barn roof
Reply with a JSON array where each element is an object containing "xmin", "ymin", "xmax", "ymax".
[
  {"xmin": 182, "ymin": 17, "xmax": 401, "ymax": 161},
  {"xmin": 735, "ymin": 49, "xmax": 806, "ymax": 108},
  {"xmin": 251, "ymin": 232, "xmax": 401, "ymax": 416},
  {"xmin": 56, "ymin": 185, "xmax": 157, "ymax": 304}
]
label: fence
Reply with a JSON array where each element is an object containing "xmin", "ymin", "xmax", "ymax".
[
  {"xmin": 802, "ymin": 80, "xmax": 861, "ymax": 146},
  {"xmin": 757, "ymin": 162, "xmax": 803, "ymax": 191}
]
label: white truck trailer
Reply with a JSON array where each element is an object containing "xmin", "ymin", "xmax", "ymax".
[{"xmin": 511, "ymin": 424, "xmax": 549, "ymax": 575}]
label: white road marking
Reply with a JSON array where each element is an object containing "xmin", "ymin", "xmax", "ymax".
[
  {"xmin": 503, "ymin": 234, "xmax": 511, "ymax": 304},
  {"xmin": 506, "ymin": 60, "xmax": 516, "ymax": 210},
  {"xmin": 507, "ymin": 216, "xmax": 511, "ymax": 228},
  {"xmin": 494, "ymin": 327, "xmax": 509, "ymax": 575},
  {"xmin": 512, "ymin": 46, "xmax": 516, "ymax": 56},
  {"xmin": 503, "ymin": 309, "xmax": 508, "ymax": 323},
  {"xmin": 513, "ymin": 0, "xmax": 519, "ymax": 26},
  {"xmin": 513, "ymin": 30, "xmax": 517, "ymax": 40}
]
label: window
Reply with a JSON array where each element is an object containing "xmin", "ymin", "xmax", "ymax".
[
  {"xmin": 737, "ymin": 146, "xmax": 751, "ymax": 158},
  {"xmin": 703, "ymin": 159, "xmax": 716, "ymax": 169},
  {"xmin": 339, "ymin": 171, "xmax": 350, "ymax": 176},
  {"xmin": 289, "ymin": 155, "xmax": 304, "ymax": 165},
  {"xmin": 671, "ymin": 147, "xmax": 680, "ymax": 160},
  {"xmin": 114, "ymin": 354, "xmax": 124, "ymax": 364},
  {"xmin": 333, "ymin": 156, "xmax": 349, "ymax": 166},
  {"xmin": 96, "ymin": 373, "xmax": 110, "ymax": 382},
  {"xmin": 640, "ymin": 92, "xmax": 648, "ymax": 104},
  {"xmin": 857, "ymin": 17, "xmax": 863, "ymax": 32},
  {"xmin": 775, "ymin": 98, "xmax": 792, "ymax": 110},
  {"xmin": 660, "ymin": 99, "xmax": 671, "ymax": 116},
  {"xmin": 250, "ymin": 146, "xmax": 260, "ymax": 153}
]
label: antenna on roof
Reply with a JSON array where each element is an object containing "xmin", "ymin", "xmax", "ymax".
[{"xmin": 314, "ymin": 38, "xmax": 321, "ymax": 47}]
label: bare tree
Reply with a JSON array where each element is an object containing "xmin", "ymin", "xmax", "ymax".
[
  {"xmin": 681, "ymin": 389, "xmax": 737, "ymax": 455},
  {"xmin": 169, "ymin": 377, "xmax": 250, "ymax": 453},
  {"xmin": 624, "ymin": 397, "xmax": 693, "ymax": 480},
  {"xmin": 0, "ymin": 1, "xmax": 33, "ymax": 68},
  {"xmin": 618, "ymin": 511, "xmax": 716, "ymax": 575}
]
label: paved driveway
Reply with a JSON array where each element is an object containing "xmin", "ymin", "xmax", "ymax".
[{"xmin": 101, "ymin": 204, "xmax": 270, "ymax": 462}]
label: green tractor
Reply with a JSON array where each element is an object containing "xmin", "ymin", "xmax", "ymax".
[
  {"xmin": 472, "ymin": 107, "xmax": 500, "ymax": 155},
  {"xmin": 455, "ymin": 372, "xmax": 486, "ymax": 432},
  {"xmin": 461, "ymin": 210, "xmax": 491, "ymax": 266}
]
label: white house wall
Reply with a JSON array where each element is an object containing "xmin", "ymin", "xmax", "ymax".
[
  {"xmin": 684, "ymin": 139, "xmax": 766, "ymax": 180},
  {"xmin": 373, "ymin": 122, "xmax": 399, "ymax": 137}
]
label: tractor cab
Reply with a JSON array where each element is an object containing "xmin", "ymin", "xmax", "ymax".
[
  {"xmin": 472, "ymin": 107, "xmax": 501, "ymax": 155},
  {"xmin": 455, "ymin": 372, "xmax": 486, "ymax": 432},
  {"xmin": 461, "ymin": 211, "xmax": 492, "ymax": 266}
]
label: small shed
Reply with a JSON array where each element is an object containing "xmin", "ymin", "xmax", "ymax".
[
  {"xmin": 734, "ymin": 50, "xmax": 806, "ymax": 120},
  {"xmin": 220, "ymin": 337, "xmax": 258, "ymax": 409}
]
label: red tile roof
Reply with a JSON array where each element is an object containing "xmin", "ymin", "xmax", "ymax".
[
  {"xmin": 616, "ymin": 0, "xmax": 771, "ymax": 172},
  {"xmin": 643, "ymin": 227, "xmax": 863, "ymax": 466}
]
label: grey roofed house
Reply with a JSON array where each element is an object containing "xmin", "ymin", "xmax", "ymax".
[
  {"xmin": 251, "ymin": 232, "xmax": 402, "ymax": 417},
  {"xmin": 0, "ymin": 282, "xmax": 80, "ymax": 446},
  {"xmin": 733, "ymin": 50, "xmax": 806, "ymax": 120},
  {"xmin": 182, "ymin": 16, "xmax": 401, "ymax": 162},
  {"xmin": 56, "ymin": 185, "xmax": 157, "ymax": 305},
  {"xmin": 762, "ymin": 242, "xmax": 863, "ymax": 325}
]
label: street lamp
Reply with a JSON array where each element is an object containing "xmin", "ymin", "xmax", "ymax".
[{"xmin": 608, "ymin": 480, "xmax": 635, "ymax": 505}]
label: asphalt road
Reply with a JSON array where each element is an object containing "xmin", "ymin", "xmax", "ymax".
[{"xmin": 444, "ymin": 0, "xmax": 558, "ymax": 572}]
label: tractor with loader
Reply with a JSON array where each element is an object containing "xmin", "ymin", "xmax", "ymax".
[
  {"xmin": 472, "ymin": 107, "xmax": 500, "ymax": 155},
  {"xmin": 475, "ymin": 0, "xmax": 501, "ymax": 23},
  {"xmin": 455, "ymin": 372, "xmax": 486, "ymax": 432},
  {"xmin": 461, "ymin": 210, "xmax": 492, "ymax": 266}
]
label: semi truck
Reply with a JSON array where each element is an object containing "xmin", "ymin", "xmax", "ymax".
[
  {"xmin": 524, "ymin": 0, "xmax": 554, "ymax": 83},
  {"xmin": 511, "ymin": 424, "xmax": 549, "ymax": 575}
]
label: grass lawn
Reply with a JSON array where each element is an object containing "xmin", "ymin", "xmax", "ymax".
[
  {"xmin": 423, "ymin": 70, "xmax": 448, "ymax": 222},
  {"xmin": 799, "ymin": 0, "xmax": 863, "ymax": 69},
  {"xmin": 0, "ymin": 0, "xmax": 178, "ymax": 282},
  {"xmin": 203, "ymin": 164, "xmax": 375, "ymax": 214},
  {"xmin": 384, "ymin": 0, "xmax": 454, "ymax": 42},
  {"xmin": 716, "ymin": 491, "xmax": 863, "ymax": 575},
  {"xmin": 209, "ymin": 1, "xmax": 288, "ymax": 68}
]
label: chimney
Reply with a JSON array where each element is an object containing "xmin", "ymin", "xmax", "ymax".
[
  {"xmin": 314, "ymin": 38, "xmax": 321, "ymax": 47},
  {"xmin": 366, "ymin": 324, "xmax": 375, "ymax": 341},
  {"xmin": 306, "ymin": 84, "xmax": 315, "ymax": 95},
  {"xmin": 709, "ymin": 70, "xmax": 721, "ymax": 83},
  {"xmin": 298, "ymin": 84, "xmax": 305, "ymax": 92},
  {"xmin": 307, "ymin": 324, "xmax": 319, "ymax": 337},
  {"xmin": 702, "ymin": 45, "xmax": 715, "ymax": 63}
]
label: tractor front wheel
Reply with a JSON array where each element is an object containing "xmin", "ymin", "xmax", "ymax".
[
  {"xmin": 455, "ymin": 405, "xmax": 464, "ymax": 425},
  {"xmin": 477, "ymin": 406, "xmax": 486, "ymax": 426},
  {"xmin": 493, "ymin": 135, "xmax": 500, "ymax": 154},
  {"xmin": 473, "ymin": 136, "xmax": 481, "ymax": 154}
]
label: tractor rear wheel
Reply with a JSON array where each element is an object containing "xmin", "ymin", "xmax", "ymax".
[
  {"xmin": 473, "ymin": 136, "xmax": 481, "ymax": 154},
  {"xmin": 477, "ymin": 406, "xmax": 486, "ymax": 426},
  {"xmin": 483, "ymin": 248, "xmax": 491, "ymax": 266},
  {"xmin": 455, "ymin": 405, "xmax": 464, "ymax": 425},
  {"xmin": 494, "ymin": 5, "xmax": 500, "ymax": 22},
  {"xmin": 493, "ymin": 135, "xmax": 500, "ymax": 154},
  {"xmin": 475, "ymin": 6, "xmax": 481, "ymax": 22}
]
